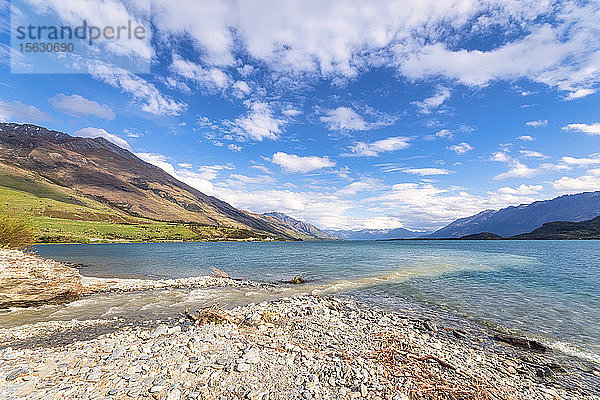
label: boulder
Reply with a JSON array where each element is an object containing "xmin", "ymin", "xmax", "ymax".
[{"xmin": 0, "ymin": 249, "xmax": 83, "ymax": 308}]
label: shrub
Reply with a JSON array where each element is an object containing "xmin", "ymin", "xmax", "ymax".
[{"xmin": 0, "ymin": 205, "xmax": 35, "ymax": 249}]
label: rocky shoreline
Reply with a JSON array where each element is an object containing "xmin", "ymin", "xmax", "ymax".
[
  {"xmin": 1, "ymin": 250, "xmax": 599, "ymax": 399},
  {"xmin": 0, "ymin": 249, "xmax": 267, "ymax": 308},
  {"xmin": 1, "ymin": 294, "xmax": 599, "ymax": 399}
]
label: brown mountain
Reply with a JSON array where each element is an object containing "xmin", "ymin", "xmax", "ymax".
[
  {"xmin": 263, "ymin": 212, "xmax": 340, "ymax": 240},
  {"xmin": 0, "ymin": 123, "xmax": 310, "ymax": 240}
]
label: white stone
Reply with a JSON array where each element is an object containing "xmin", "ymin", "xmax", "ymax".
[{"xmin": 166, "ymin": 387, "xmax": 181, "ymax": 400}]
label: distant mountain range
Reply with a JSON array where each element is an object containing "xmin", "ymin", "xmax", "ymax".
[
  {"xmin": 263, "ymin": 212, "xmax": 340, "ymax": 240},
  {"xmin": 0, "ymin": 123, "xmax": 327, "ymax": 242},
  {"xmin": 3, "ymin": 123, "xmax": 600, "ymax": 243},
  {"xmin": 458, "ymin": 216, "xmax": 600, "ymax": 240},
  {"xmin": 429, "ymin": 192, "xmax": 600, "ymax": 238},
  {"xmin": 326, "ymin": 227, "xmax": 431, "ymax": 240}
]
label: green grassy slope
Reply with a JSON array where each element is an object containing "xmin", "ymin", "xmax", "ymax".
[{"xmin": 0, "ymin": 184, "xmax": 271, "ymax": 243}]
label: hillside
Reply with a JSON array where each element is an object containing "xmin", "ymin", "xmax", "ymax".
[
  {"xmin": 429, "ymin": 192, "xmax": 600, "ymax": 238},
  {"xmin": 458, "ymin": 232, "xmax": 504, "ymax": 240},
  {"xmin": 511, "ymin": 216, "xmax": 600, "ymax": 240},
  {"xmin": 328, "ymin": 227, "xmax": 430, "ymax": 240},
  {"xmin": 263, "ymin": 212, "xmax": 339, "ymax": 240},
  {"xmin": 0, "ymin": 123, "xmax": 311, "ymax": 242}
]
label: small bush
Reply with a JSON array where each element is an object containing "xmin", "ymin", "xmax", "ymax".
[
  {"xmin": 0, "ymin": 205, "xmax": 35, "ymax": 249},
  {"xmin": 261, "ymin": 309, "xmax": 280, "ymax": 323}
]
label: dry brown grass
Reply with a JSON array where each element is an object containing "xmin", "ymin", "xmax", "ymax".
[
  {"xmin": 261, "ymin": 309, "xmax": 280, "ymax": 323},
  {"xmin": 0, "ymin": 205, "xmax": 34, "ymax": 249},
  {"xmin": 371, "ymin": 331, "xmax": 521, "ymax": 400}
]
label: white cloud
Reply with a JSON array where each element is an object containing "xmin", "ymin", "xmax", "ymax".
[
  {"xmin": 358, "ymin": 216, "xmax": 407, "ymax": 230},
  {"xmin": 216, "ymin": 187, "xmax": 355, "ymax": 229},
  {"xmin": 519, "ymin": 150, "xmax": 548, "ymax": 159},
  {"xmin": 320, "ymin": 106, "xmax": 395, "ymax": 132},
  {"xmin": 413, "ymin": 86, "xmax": 451, "ymax": 114},
  {"xmin": 539, "ymin": 162, "xmax": 572, "ymax": 172},
  {"xmin": 250, "ymin": 164, "xmax": 273, "ymax": 174},
  {"xmin": 232, "ymin": 81, "xmax": 252, "ymax": 97},
  {"xmin": 348, "ymin": 136, "xmax": 411, "ymax": 157},
  {"xmin": 400, "ymin": 27, "xmax": 565, "ymax": 86},
  {"xmin": 0, "ymin": 100, "xmax": 50, "ymax": 122},
  {"xmin": 560, "ymin": 154, "xmax": 600, "ymax": 166},
  {"xmin": 270, "ymin": 152, "xmax": 335, "ymax": 173},
  {"xmin": 518, "ymin": 135, "xmax": 535, "ymax": 141},
  {"xmin": 230, "ymin": 102, "xmax": 284, "ymax": 141},
  {"xmin": 435, "ymin": 129, "xmax": 453, "ymax": 139},
  {"xmin": 171, "ymin": 54, "xmax": 231, "ymax": 90},
  {"xmin": 227, "ymin": 144, "xmax": 242, "ymax": 152},
  {"xmin": 553, "ymin": 169, "xmax": 600, "ymax": 193},
  {"xmin": 152, "ymin": 0, "xmax": 235, "ymax": 66},
  {"xmin": 237, "ymin": 65, "xmax": 255, "ymax": 77},
  {"xmin": 87, "ymin": 62, "xmax": 186, "ymax": 116},
  {"xmin": 151, "ymin": 0, "xmax": 594, "ymax": 98},
  {"xmin": 562, "ymin": 123, "xmax": 600, "ymax": 136},
  {"xmin": 136, "ymin": 153, "xmax": 234, "ymax": 195},
  {"xmin": 74, "ymin": 127, "xmax": 132, "ymax": 151},
  {"xmin": 132, "ymin": 154, "xmax": 349, "ymax": 229},
  {"xmin": 364, "ymin": 181, "xmax": 541, "ymax": 230},
  {"xmin": 494, "ymin": 160, "xmax": 538, "ymax": 180},
  {"xmin": 497, "ymin": 184, "xmax": 543, "ymax": 195},
  {"xmin": 336, "ymin": 179, "xmax": 381, "ymax": 196},
  {"xmin": 123, "ymin": 128, "xmax": 144, "ymax": 138},
  {"xmin": 565, "ymin": 88, "xmax": 596, "ymax": 100},
  {"xmin": 42, "ymin": 0, "xmax": 596, "ymax": 100},
  {"xmin": 228, "ymin": 173, "xmax": 275, "ymax": 185},
  {"xmin": 176, "ymin": 169, "xmax": 218, "ymax": 194},
  {"xmin": 490, "ymin": 150, "xmax": 539, "ymax": 180},
  {"xmin": 448, "ymin": 142, "xmax": 473, "ymax": 154},
  {"xmin": 282, "ymin": 108, "xmax": 302, "ymax": 117},
  {"xmin": 136, "ymin": 152, "xmax": 176, "ymax": 175},
  {"xmin": 525, "ymin": 119, "xmax": 547, "ymax": 127},
  {"xmin": 320, "ymin": 107, "xmax": 368, "ymax": 131},
  {"xmin": 49, "ymin": 94, "xmax": 115, "ymax": 120},
  {"xmin": 398, "ymin": 5, "xmax": 600, "ymax": 97},
  {"xmin": 401, "ymin": 168, "xmax": 452, "ymax": 176},
  {"xmin": 24, "ymin": 0, "xmax": 152, "ymax": 62},
  {"xmin": 490, "ymin": 151, "xmax": 511, "ymax": 162},
  {"xmin": 215, "ymin": 177, "xmax": 549, "ymax": 230}
]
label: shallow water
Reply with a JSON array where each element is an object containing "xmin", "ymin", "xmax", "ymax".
[{"xmin": 5, "ymin": 240, "xmax": 600, "ymax": 364}]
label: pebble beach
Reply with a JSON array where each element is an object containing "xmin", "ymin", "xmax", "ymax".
[{"xmin": 1, "ymin": 250, "xmax": 600, "ymax": 399}]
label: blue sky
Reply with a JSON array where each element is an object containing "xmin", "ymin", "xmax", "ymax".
[{"xmin": 1, "ymin": 0, "xmax": 600, "ymax": 230}]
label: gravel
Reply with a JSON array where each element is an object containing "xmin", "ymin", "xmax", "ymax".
[{"xmin": 1, "ymin": 294, "xmax": 597, "ymax": 399}]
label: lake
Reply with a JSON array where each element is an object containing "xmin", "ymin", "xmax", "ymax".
[{"xmin": 9, "ymin": 240, "xmax": 600, "ymax": 365}]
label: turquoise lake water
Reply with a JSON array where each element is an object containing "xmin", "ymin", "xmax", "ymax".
[{"xmin": 29, "ymin": 240, "xmax": 600, "ymax": 364}]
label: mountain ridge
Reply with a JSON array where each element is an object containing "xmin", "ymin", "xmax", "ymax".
[
  {"xmin": 429, "ymin": 192, "xmax": 600, "ymax": 238},
  {"xmin": 263, "ymin": 212, "xmax": 340, "ymax": 240}
]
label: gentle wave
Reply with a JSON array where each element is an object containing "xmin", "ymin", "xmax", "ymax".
[
  {"xmin": 308, "ymin": 259, "xmax": 512, "ymax": 295},
  {"xmin": 549, "ymin": 340, "xmax": 600, "ymax": 365}
]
